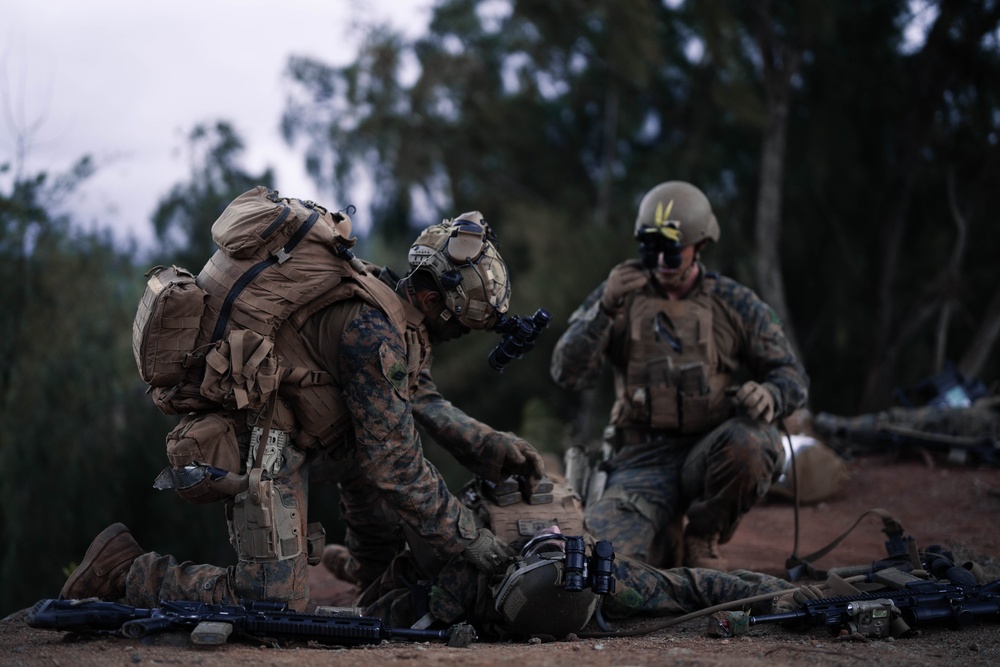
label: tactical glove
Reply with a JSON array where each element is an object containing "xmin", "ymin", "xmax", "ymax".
[
  {"xmin": 793, "ymin": 584, "xmax": 827, "ymax": 604},
  {"xmin": 502, "ymin": 438, "xmax": 546, "ymax": 493},
  {"xmin": 463, "ymin": 528, "xmax": 515, "ymax": 574},
  {"xmin": 734, "ymin": 381, "xmax": 777, "ymax": 423},
  {"xmin": 773, "ymin": 583, "xmax": 827, "ymax": 612},
  {"xmin": 601, "ymin": 264, "xmax": 649, "ymax": 315}
]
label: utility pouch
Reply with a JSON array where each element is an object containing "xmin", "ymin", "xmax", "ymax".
[
  {"xmin": 163, "ymin": 412, "xmax": 243, "ymax": 504},
  {"xmin": 201, "ymin": 330, "xmax": 281, "ymax": 411},
  {"xmin": 306, "ymin": 522, "xmax": 326, "ymax": 566},
  {"xmin": 165, "ymin": 412, "xmax": 242, "ymax": 471},
  {"xmin": 232, "ymin": 469, "xmax": 302, "ymax": 562},
  {"xmin": 132, "ymin": 265, "xmax": 207, "ymax": 387},
  {"xmin": 649, "ymin": 386, "xmax": 680, "ymax": 430},
  {"xmin": 678, "ymin": 363, "xmax": 710, "ymax": 433}
]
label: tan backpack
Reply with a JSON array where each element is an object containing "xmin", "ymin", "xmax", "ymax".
[
  {"xmin": 134, "ymin": 187, "xmax": 408, "ymax": 504},
  {"xmin": 134, "ymin": 186, "xmax": 434, "ymax": 509},
  {"xmin": 131, "ymin": 186, "xmax": 395, "ymax": 418}
]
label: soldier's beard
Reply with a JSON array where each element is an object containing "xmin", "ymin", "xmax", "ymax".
[{"xmin": 654, "ymin": 260, "xmax": 697, "ymax": 291}]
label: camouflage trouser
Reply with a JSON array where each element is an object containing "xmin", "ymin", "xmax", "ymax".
[
  {"xmin": 358, "ymin": 545, "xmax": 793, "ymax": 638},
  {"xmin": 602, "ymin": 558, "xmax": 793, "ymax": 619},
  {"xmin": 834, "ymin": 404, "xmax": 1000, "ymax": 441},
  {"xmin": 584, "ymin": 417, "xmax": 784, "ymax": 567},
  {"xmin": 126, "ymin": 445, "xmax": 313, "ymax": 611},
  {"xmin": 309, "ymin": 449, "xmax": 408, "ymax": 590}
]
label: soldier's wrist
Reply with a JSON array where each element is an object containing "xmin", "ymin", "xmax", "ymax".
[{"xmin": 762, "ymin": 382, "xmax": 782, "ymax": 415}]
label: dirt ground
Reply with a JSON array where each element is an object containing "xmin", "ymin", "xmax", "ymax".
[{"xmin": 3, "ymin": 451, "xmax": 999, "ymax": 667}]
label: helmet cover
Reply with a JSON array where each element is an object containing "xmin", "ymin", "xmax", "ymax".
[
  {"xmin": 634, "ymin": 181, "xmax": 720, "ymax": 247},
  {"xmin": 407, "ymin": 212, "xmax": 510, "ymax": 329},
  {"xmin": 492, "ymin": 537, "xmax": 598, "ymax": 638}
]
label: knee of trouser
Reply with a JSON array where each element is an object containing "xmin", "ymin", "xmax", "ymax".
[
  {"xmin": 717, "ymin": 419, "xmax": 782, "ymax": 466},
  {"xmin": 588, "ymin": 490, "xmax": 664, "ymax": 527}
]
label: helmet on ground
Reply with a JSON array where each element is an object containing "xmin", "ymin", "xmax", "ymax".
[
  {"xmin": 407, "ymin": 212, "xmax": 511, "ymax": 330},
  {"xmin": 634, "ymin": 181, "xmax": 720, "ymax": 247}
]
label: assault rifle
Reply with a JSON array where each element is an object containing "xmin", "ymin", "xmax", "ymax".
[
  {"xmin": 745, "ymin": 579, "xmax": 1000, "ymax": 639},
  {"xmin": 26, "ymin": 598, "xmax": 473, "ymax": 647}
]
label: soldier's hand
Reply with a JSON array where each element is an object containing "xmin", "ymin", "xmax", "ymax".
[
  {"xmin": 792, "ymin": 584, "xmax": 827, "ymax": 604},
  {"xmin": 601, "ymin": 264, "xmax": 649, "ymax": 314},
  {"xmin": 463, "ymin": 528, "xmax": 515, "ymax": 574},
  {"xmin": 503, "ymin": 438, "xmax": 546, "ymax": 493},
  {"xmin": 735, "ymin": 381, "xmax": 776, "ymax": 423}
]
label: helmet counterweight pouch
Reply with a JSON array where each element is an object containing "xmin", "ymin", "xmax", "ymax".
[{"xmin": 133, "ymin": 265, "xmax": 208, "ymax": 388}]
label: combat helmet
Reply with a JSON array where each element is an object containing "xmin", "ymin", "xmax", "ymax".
[
  {"xmin": 634, "ymin": 181, "xmax": 720, "ymax": 247},
  {"xmin": 492, "ymin": 533, "xmax": 615, "ymax": 639},
  {"xmin": 407, "ymin": 212, "xmax": 510, "ymax": 330}
]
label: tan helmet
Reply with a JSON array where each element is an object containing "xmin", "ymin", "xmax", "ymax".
[
  {"xmin": 407, "ymin": 212, "xmax": 511, "ymax": 330},
  {"xmin": 634, "ymin": 181, "xmax": 720, "ymax": 246}
]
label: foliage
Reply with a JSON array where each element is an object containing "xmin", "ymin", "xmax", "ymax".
[
  {"xmin": 150, "ymin": 121, "xmax": 274, "ymax": 269},
  {"xmin": 0, "ymin": 162, "xmax": 231, "ymax": 613},
  {"xmin": 5, "ymin": 0, "xmax": 1000, "ymax": 618},
  {"xmin": 282, "ymin": 0, "xmax": 1000, "ymax": 434}
]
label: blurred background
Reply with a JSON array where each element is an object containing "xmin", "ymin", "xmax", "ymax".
[{"xmin": 3, "ymin": 0, "xmax": 999, "ymax": 615}]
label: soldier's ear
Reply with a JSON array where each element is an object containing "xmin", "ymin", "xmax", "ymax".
[{"xmin": 414, "ymin": 287, "xmax": 444, "ymax": 313}]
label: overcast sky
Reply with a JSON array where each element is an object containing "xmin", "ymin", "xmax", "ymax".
[{"xmin": 2, "ymin": 0, "xmax": 429, "ymax": 250}]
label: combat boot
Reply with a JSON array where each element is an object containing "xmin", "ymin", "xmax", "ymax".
[
  {"xmin": 60, "ymin": 522, "xmax": 143, "ymax": 600},
  {"xmin": 683, "ymin": 532, "xmax": 728, "ymax": 571}
]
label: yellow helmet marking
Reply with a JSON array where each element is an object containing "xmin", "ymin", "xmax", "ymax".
[{"xmin": 653, "ymin": 199, "xmax": 682, "ymax": 242}]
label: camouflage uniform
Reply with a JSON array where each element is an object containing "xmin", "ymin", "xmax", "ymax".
[
  {"xmin": 306, "ymin": 268, "xmax": 541, "ymax": 587},
  {"xmin": 358, "ymin": 534, "xmax": 793, "ymax": 640},
  {"xmin": 126, "ymin": 262, "xmax": 536, "ymax": 609},
  {"xmin": 550, "ymin": 262, "xmax": 808, "ymax": 567},
  {"xmin": 127, "ymin": 284, "xmax": 481, "ymax": 611},
  {"xmin": 814, "ymin": 396, "xmax": 1000, "ymax": 453}
]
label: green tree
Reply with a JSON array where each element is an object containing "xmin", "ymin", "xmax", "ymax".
[
  {"xmin": 281, "ymin": 0, "xmax": 1000, "ymax": 438},
  {"xmin": 151, "ymin": 121, "xmax": 274, "ymax": 269},
  {"xmin": 0, "ymin": 161, "xmax": 159, "ymax": 613},
  {"xmin": 0, "ymin": 153, "xmax": 242, "ymax": 615},
  {"xmin": 779, "ymin": 0, "xmax": 1000, "ymax": 410}
]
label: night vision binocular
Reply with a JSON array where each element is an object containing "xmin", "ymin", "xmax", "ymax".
[
  {"xmin": 519, "ymin": 533, "xmax": 616, "ymax": 595},
  {"xmin": 488, "ymin": 308, "xmax": 551, "ymax": 373},
  {"xmin": 636, "ymin": 221, "xmax": 683, "ymax": 270}
]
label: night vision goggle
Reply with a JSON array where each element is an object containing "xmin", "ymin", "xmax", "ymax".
[{"xmin": 636, "ymin": 220, "xmax": 683, "ymax": 270}]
